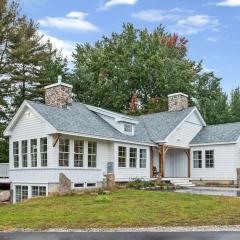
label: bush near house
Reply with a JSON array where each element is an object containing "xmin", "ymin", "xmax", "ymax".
[
  {"xmin": 1, "ymin": 189, "xmax": 240, "ymax": 230},
  {"xmin": 126, "ymin": 179, "xmax": 173, "ymax": 189}
]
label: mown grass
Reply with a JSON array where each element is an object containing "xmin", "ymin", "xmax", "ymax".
[{"xmin": 0, "ymin": 189, "xmax": 240, "ymax": 230}]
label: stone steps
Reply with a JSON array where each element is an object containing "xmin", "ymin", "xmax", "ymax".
[{"xmin": 169, "ymin": 179, "xmax": 195, "ymax": 188}]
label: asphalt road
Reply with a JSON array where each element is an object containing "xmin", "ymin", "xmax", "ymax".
[{"xmin": 0, "ymin": 232, "xmax": 240, "ymax": 240}]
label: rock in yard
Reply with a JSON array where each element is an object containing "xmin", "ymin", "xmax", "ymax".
[
  {"xmin": 0, "ymin": 191, "xmax": 10, "ymax": 202},
  {"xmin": 59, "ymin": 173, "xmax": 72, "ymax": 196}
]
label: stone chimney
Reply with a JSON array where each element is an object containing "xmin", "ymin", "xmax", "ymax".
[
  {"xmin": 168, "ymin": 92, "xmax": 188, "ymax": 111},
  {"xmin": 44, "ymin": 76, "xmax": 73, "ymax": 108}
]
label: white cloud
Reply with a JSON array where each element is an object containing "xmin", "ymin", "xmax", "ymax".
[
  {"xmin": 206, "ymin": 37, "xmax": 218, "ymax": 43},
  {"xmin": 132, "ymin": 9, "xmax": 220, "ymax": 35},
  {"xmin": 132, "ymin": 10, "xmax": 179, "ymax": 22},
  {"xmin": 101, "ymin": 0, "xmax": 138, "ymax": 10},
  {"xmin": 217, "ymin": 0, "xmax": 240, "ymax": 6},
  {"xmin": 40, "ymin": 31, "xmax": 75, "ymax": 60},
  {"xmin": 176, "ymin": 15, "xmax": 219, "ymax": 35},
  {"xmin": 39, "ymin": 11, "xmax": 99, "ymax": 32}
]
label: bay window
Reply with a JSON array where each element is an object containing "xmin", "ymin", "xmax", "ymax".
[
  {"xmin": 129, "ymin": 147, "xmax": 137, "ymax": 168},
  {"xmin": 21, "ymin": 140, "xmax": 28, "ymax": 167},
  {"xmin": 118, "ymin": 146, "xmax": 126, "ymax": 167},
  {"xmin": 88, "ymin": 141, "xmax": 97, "ymax": 168},
  {"xmin": 40, "ymin": 137, "xmax": 47, "ymax": 167},
  {"xmin": 13, "ymin": 141, "xmax": 19, "ymax": 168},
  {"xmin": 59, "ymin": 139, "xmax": 69, "ymax": 167},
  {"xmin": 31, "ymin": 139, "xmax": 37, "ymax": 167},
  {"xmin": 74, "ymin": 140, "xmax": 84, "ymax": 167},
  {"xmin": 140, "ymin": 149, "xmax": 147, "ymax": 168}
]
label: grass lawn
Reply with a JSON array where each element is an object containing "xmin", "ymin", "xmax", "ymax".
[{"xmin": 1, "ymin": 189, "xmax": 240, "ymax": 230}]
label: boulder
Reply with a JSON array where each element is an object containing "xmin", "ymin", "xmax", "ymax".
[
  {"xmin": 106, "ymin": 173, "xmax": 115, "ymax": 190},
  {"xmin": 59, "ymin": 173, "xmax": 72, "ymax": 196},
  {"xmin": 0, "ymin": 191, "xmax": 10, "ymax": 202}
]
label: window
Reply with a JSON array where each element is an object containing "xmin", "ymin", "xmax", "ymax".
[
  {"xmin": 59, "ymin": 139, "xmax": 69, "ymax": 167},
  {"xmin": 30, "ymin": 139, "xmax": 37, "ymax": 167},
  {"xmin": 74, "ymin": 183, "xmax": 84, "ymax": 188},
  {"xmin": 193, "ymin": 151, "xmax": 202, "ymax": 168},
  {"xmin": 124, "ymin": 123, "xmax": 133, "ymax": 133},
  {"xmin": 74, "ymin": 140, "xmax": 84, "ymax": 167},
  {"xmin": 205, "ymin": 150, "xmax": 214, "ymax": 168},
  {"xmin": 32, "ymin": 186, "xmax": 46, "ymax": 197},
  {"xmin": 21, "ymin": 140, "xmax": 28, "ymax": 167},
  {"xmin": 13, "ymin": 141, "xmax": 19, "ymax": 168},
  {"xmin": 140, "ymin": 149, "xmax": 147, "ymax": 168},
  {"xmin": 40, "ymin": 138, "xmax": 47, "ymax": 167},
  {"xmin": 129, "ymin": 148, "xmax": 137, "ymax": 168},
  {"xmin": 87, "ymin": 183, "xmax": 96, "ymax": 187},
  {"xmin": 118, "ymin": 146, "xmax": 126, "ymax": 167},
  {"xmin": 15, "ymin": 185, "xmax": 28, "ymax": 202},
  {"xmin": 88, "ymin": 141, "xmax": 97, "ymax": 168}
]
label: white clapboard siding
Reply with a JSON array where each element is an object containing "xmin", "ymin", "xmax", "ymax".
[
  {"xmin": 113, "ymin": 142, "xmax": 150, "ymax": 181},
  {"xmin": 191, "ymin": 143, "xmax": 238, "ymax": 181},
  {"xmin": 166, "ymin": 110, "xmax": 203, "ymax": 148}
]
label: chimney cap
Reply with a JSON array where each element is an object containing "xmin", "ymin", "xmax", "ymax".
[{"xmin": 168, "ymin": 92, "xmax": 188, "ymax": 98}]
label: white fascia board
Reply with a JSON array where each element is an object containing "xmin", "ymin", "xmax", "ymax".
[
  {"xmin": 168, "ymin": 92, "xmax": 188, "ymax": 98},
  {"xmin": 190, "ymin": 142, "xmax": 237, "ymax": 147},
  {"xmin": 56, "ymin": 130, "xmax": 156, "ymax": 147},
  {"xmin": 4, "ymin": 101, "xmax": 57, "ymax": 136},
  {"xmin": 86, "ymin": 104, "xmax": 138, "ymax": 124}
]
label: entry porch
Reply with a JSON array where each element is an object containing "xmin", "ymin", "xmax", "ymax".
[{"xmin": 150, "ymin": 145, "xmax": 191, "ymax": 178}]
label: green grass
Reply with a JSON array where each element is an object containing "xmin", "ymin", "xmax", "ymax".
[{"xmin": 0, "ymin": 189, "xmax": 240, "ymax": 230}]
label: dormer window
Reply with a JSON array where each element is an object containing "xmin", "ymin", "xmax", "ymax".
[{"xmin": 124, "ymin": 123, "xmax": 133, "ymax": 133}]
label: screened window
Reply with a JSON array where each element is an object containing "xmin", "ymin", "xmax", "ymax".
[
  {"xmin": 59, "ymin": 139, "xmax": 69, "ymax": 167},
  {"xmin": 88, "ymin": 142, "xmax": 97, "ymax": 168},
  {"xmin": 129, "ymin": 148, "xmax": 137, "ymax": 168},
  {"xmin": 13, "ymin": 141, "xmax": 19, "ymax": 168},
  {"xmin": 193, "ymin": 151, "xmax": 202, "ymax": 168},
  {"xmin": 74, "ymin": 140, "xmax": 84, "ymax": 167},
  {"xmin": 140, "ymin": 149, "xmax": 147, "ymax": 168},
  {"xmin": 21, "ymin": 140, "xmax": 28, "ymax": 167},
  {"xmin": 118, "ymin": 146, "xmax": 126, "ymax": 167},
  {"xmin": 205, "ymin": 150, "xmax": 214, "ymax": 168},
  {"xmin": 32, "ymin": 186, "xmax": 46, "ymax": 197},
  {"xmin": 40, "ymin": 138, "xmax": 47, "ymax": 167},
  {"xmin": 15, "ymin": 185, "xmax": 28, "ymax": 202},
  {"xmin": 30, "ymin": 139, "xmax": 37, "ymax": 167},
  {"xmin": 124, "ymin": 123, "xmax": 133, "ymax": 133}
]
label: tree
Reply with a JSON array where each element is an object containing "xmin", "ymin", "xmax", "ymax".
[
  {"xmin": 72, "ymin": 23, "xmax": 200, "ymax": 113},
  {"xmin": 229, "ymin": 87, "xmax": 240, "ymax": 122},
  {"xmin": 193, "ymin": 71, "xmax": 231, "ymax": 124},
  {"xmin": 0, "ymin": 0, "xmax": 69, "ymax": 162}
]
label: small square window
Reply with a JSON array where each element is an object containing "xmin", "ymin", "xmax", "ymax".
[
  {"xmin": 74, "ymin": 183, "xmax": 84, "ymax": 188},
  {"xmin": 124, "ymin": 123, "xmax": 133, "ymax": 133}
]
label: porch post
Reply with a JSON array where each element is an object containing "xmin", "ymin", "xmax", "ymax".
[
  {"xmin": 150, "ymin": 146, "xmax": 154, "ymax": 178},
  {"xmin": 159, "ymin": 145, "xmax": 167, "ymax": 178},
  {"xmin": 185, "ymin": 149, "xmax": 191, "ymax": 178}
]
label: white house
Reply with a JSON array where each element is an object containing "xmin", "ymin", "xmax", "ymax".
[{"xmin": 4, "ymin": 79, "xmax": 240, "ymax": 203}]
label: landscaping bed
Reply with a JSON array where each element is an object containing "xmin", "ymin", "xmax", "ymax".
[{"xmin": 0, "ymin": 189, "xmax": 240, "ymax": 230}]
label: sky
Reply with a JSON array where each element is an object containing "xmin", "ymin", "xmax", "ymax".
[{"xmin": 18, "ymin": 0, "xmax": 240, "ymax": 93}]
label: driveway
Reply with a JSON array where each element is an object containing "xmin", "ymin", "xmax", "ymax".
[{"xmin": 0, "ymin": 232, "xmax": 240, "ymax": 240}]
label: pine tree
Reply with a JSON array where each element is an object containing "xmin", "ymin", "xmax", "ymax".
[{"xmin": 230, "ymin": 87, "xmax": 240, "ymax": 122}]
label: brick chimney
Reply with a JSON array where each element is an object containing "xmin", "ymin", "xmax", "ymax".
[
  {"xmin": 168, "ymin": 92, "xmax": 188, "ymax": 111},
  {"xmin": 44, "ymin": 76, "xmax": 73, "ymax": 108}
]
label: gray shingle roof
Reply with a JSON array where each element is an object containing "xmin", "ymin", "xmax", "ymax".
[
  {"xmin": 191, "ymin": 122, "xmax": 240, "ymax": 144},
  {"xmin": 27, "ymin": 101, "xmax": 194, "ymax": 145}
]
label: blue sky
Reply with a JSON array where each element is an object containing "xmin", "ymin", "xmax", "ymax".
[{"xmin": 18, "ymin": 0, "xmax": 240, "ymax": 93}]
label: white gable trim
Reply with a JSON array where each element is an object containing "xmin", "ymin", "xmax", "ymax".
[
  {"xmin": 190, "ymin": 141, "xmax": 237, "ymax": 147},
  {"xmin": 4, "ymin": 101, "xmax": 57, "ymax": 136},
  {"xmin": 86, "ymin": 104, "xmax": 138, "ymax": 124},
  {"xmin": 155, "ymin": 107, "xmax": 206, "ymax": 143},
  {"xmin": 57, "ymin": 130, "xmax": 156, "ymax": 147}
]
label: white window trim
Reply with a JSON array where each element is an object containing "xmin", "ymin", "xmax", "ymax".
[{"xmin": 193, "ymin": 150, "xmax": 202, "ymax": 169}]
